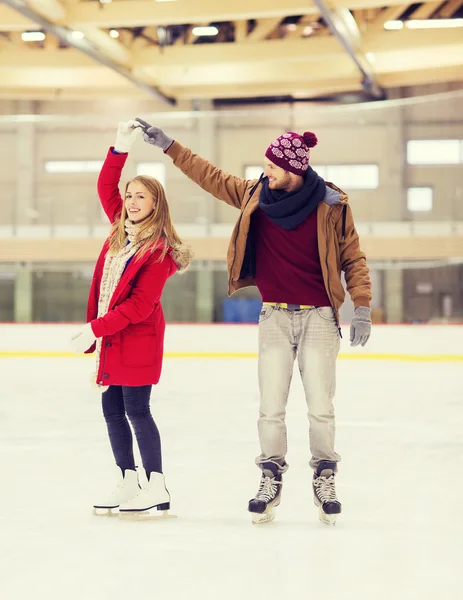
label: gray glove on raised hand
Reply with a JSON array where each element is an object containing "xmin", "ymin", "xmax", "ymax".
[
  {"xmin": 135, "ymin": 117, "xmax": 173, "ymax": 152},
  {"xmin": 350, "ymin": 306, "xmax": 372, "ymax": 347}
]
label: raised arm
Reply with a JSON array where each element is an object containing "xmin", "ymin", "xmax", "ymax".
[
  {"xmin": 97, "ymin": 121, "xmax": 142, "ymax": 223},
  {"xmin": 97, "ymin": 149, "xmax": 127, "ymax": 223},
  {"xmin": 136, "ymin": 118, "xmax": 254, "ymax": 210},
  {"xmin": 167, "ymin": 142, "xmax": 254, "ymax": 210}
]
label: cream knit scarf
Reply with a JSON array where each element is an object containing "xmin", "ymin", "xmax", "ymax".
[{"xmin": 94, "ymin": 219, "xmax": 155, "ymax": 386}]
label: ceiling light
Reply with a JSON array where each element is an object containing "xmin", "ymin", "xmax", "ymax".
[
  {"xmin": 384, "ymin": 20, "xmax": 403, "ymax": 30},
  {"xmin": 109, "ymin": 29, "xmax": 119, "ymax": 38},
  {"xmin": 21, "ymin": 31, "xmax": 45, "ymax": 42},
  {"xmin": 406, "ymin": 18, "xmax": 463, "ymax": 29},
  {"xmin": 192, "ymin": 26, "xmax": 219, "ymax": 36},
  {"xmin": 303, "ymin": 25, "xmax": 313, "ymax": 37},
  {"xmin": 71, "ymin": 31, "xmax": 85, "ymax": 40}
]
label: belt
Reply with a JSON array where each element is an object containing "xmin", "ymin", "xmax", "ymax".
[{"xmin": 263, "ymin": 302, "xmax": 314, "ymax": 311}]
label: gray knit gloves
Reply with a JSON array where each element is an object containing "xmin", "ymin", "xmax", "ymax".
[
  {"xmin": 135, "ymin": 117, "xmax": 174, "ymax": 152},
  {"xmin": 350, "ymin": 306, "xmax": 372, "ymax": 347}
]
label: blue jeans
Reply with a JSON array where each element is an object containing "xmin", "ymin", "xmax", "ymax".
[
  {"xmin": 102, "ymin": 385, "xmax": 162, "ymax": 477},
  {"xmin": 256, "ymin": 305, "xmax": 341, "ymax": 473}
]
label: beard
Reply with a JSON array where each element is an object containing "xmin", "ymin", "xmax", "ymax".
[{"xmin": 269, "ymin": 175, "xmax": 291, "ymax": 191}]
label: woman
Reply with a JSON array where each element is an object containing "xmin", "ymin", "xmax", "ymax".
[{"xmin": 71, "ymin": 121, "xmax": 192, "ymax": 518}]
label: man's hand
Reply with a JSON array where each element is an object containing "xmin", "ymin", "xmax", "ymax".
[
  {"xmin": 350, "ymin": 307, "xmax": 372, "ymax": 347},
  {"xmin": 135, "ymin": 118, "xmax": 174, "ymax": 152}
]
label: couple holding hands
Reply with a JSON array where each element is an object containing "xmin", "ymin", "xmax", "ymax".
[{"xmin": 71, "ymin": 117, "xmax": 371, "ymax": 524}]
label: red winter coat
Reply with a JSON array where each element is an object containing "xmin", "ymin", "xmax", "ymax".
[{"xmin": 85, "ymin": 148, "xmax": 178, "ymax": 387}]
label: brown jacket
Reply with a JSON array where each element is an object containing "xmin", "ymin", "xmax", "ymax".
[{"xmin": 166, "ymin": 141, "xmax": 372, "ymax": 322}]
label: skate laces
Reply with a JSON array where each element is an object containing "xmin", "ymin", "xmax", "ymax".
[
  {"xmin": 256, "ymin": 476, "xmax": 280, "ymax": 503},
  {"xmin": 314, "ymin": 474, "xmax": 338, "ymax": 503}
]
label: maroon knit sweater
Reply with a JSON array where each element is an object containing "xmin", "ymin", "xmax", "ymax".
[{"xmin": 253, "ymin": 207, "xmax": 331, "ymax": 306}]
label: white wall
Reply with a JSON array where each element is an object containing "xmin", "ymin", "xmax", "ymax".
[
  {"xmin": 0, "ymin": 324, "xmax": 461, "ymax": 359},
  {"xmin": 1, "ymin": 85, "xmax": 463, "ymax": 228}
]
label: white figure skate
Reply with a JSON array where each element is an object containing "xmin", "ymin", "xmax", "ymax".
[
  {"xmin": 119, "ymin": 472, "xmax": 176, "ymax": 521},
  {"xmin": 93, "ymin": 469, "xmax": 140, "ymax": 517}
]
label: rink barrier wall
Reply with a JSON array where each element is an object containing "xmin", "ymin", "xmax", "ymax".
[{"xmin": 0, "ymin": 324, "xmax": 461, "ymax": 362}]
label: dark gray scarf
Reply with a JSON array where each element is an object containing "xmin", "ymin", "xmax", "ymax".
[{"xmin": 258, "ymin": 166, "xmax": 326, "ymax": 230}]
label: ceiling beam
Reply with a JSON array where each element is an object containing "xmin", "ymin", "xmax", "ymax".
[
  {"xmin": 0, "ymin": 87, "xmax": 147, "ymax": 100},
  {"xmin": 234, "ymin": 21, "xmax": 248, "ymax": 43},
  {"xmin": 0, "ymin": 0, "xmax": 420, "ymax": 32},
  {"xmin": 1, "ymin": 63, "xmax": 461, "ymax": 101},
  {"xmin": 368, "ymin": 5, "xmax": 409, "ymax": 31},
  {"xmin": 23, "ymin": 0, "xmax": 132, "ymax": 66},
  {"xmin": 135, "ymin": 37, "xmax": 341, "ymax": 69},
  {"xmin": 161, "ymin": 65, "xmax": 463, "ymax": 98},
  {"xmin": 76, "ymin": 25, "xmax": 132, "ymax": 66},
  {"xmin": 27, "ymin": 0, "xmax": 66, "ymax": 22},
  {"xmin": 409, "ymin": 2, "xmax": 443, "ymax": 19},
  {"xmin": 163, "ymin": 79, "xmax": 363, "ymax": 100},
  {"xmin": 436, "ymin": 0, "xmax": 463, "ymax": 18},
  {"xmin": 2, "ymin": 0, "xmax": 175, "ymax": 104},
  {"xmin": 0, "ymin": 66, "xmax": 132, "ymax": 88},
  {"xmin": 312, "ymin": 0, "xmax": 384, "ymax": 98},
  {"xmin": 245, "ymin": 18, "xmax": 281, "ymax": 42},
  {"xmin": 5, "ymin": 34, "xmax": 456, "ymax": 92},
  {"xmin": 66, "ymin": 0, "xmax": 319, "ymax": 29},
  {"xmin": 3, "ymin": 28, "xmax": 461, "ymax": 71},
  {"xmin": 364, "ymin": 27, "xmax": 463, "ymax": 52},
  {"xmin": 0, "ymin": 49, "xmax": 95, "ymax": 68}
]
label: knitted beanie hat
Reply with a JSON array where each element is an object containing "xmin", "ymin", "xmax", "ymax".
[{"xmin": 265, "ymin": 131, "xmax": 318, "ymax": 176}]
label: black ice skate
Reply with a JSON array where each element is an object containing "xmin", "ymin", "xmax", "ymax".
[
  {"xmin": 313, "ymin": 461, "xmax": 342, "ymax": 525},
  {"xmin": 248, "ymin": 465, "xmax": 282, "ymax": 524}
]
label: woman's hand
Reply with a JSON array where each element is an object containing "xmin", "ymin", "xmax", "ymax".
[
  {"xmin": 114, "ymin": 120, "xmax": 142, "ymax": 154},
  {"xmin": 71, "ymin": 323, "xmax": 96, "ymax": 353}
]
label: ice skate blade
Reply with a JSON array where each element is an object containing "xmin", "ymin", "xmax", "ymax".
[
  {"xmin": 92, "ymin": 507, "xmax": 119, "ymax": 518},
  {"xmin": 119, "ymin": 510, "xmax": 177, "ymax": 522},
  {"xmin": 251, "ymin": 508, "xmax": 275, "ymax": 525},
  {"xmin": 318, "ymin": 508, "xmax": 337, "ymax": 526}
]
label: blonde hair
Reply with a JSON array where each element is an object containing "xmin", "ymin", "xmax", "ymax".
[{"xmin": 109, "ymin": 175, "xmax": 183, "ymax": 262}]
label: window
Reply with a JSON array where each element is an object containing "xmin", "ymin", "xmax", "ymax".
[
  {"xmin": 244, "ymin": 165, "xmax": 264, "ymax": 181},
  {"xmin": 407, "ymin": 187, "xmax": 433, "ymax": 212},
  {"xmin": 407, "ymin": 140, "xmax": 461, "ymax": 165},
  {"xmin": 313, "ymin": 164, "xmax": 379, "ymax": 189},
  {"xmin": 45, "ymin": 161, "xmax": 103, "ymax": 173},
  {"xmin": 136, "ymin": 162, "xmax": 166, "ymax": 187}
]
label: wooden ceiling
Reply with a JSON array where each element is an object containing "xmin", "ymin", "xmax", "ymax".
[{"xmin": 0, "ymin": 0, "xmax": 462, "ymax": 104}]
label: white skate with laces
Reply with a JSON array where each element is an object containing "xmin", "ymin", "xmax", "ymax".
[
  {"xmin": 119, "ymin": 472, "xmax": 176, "ymax": 521},
  {"xmin": 92, "ymin": 468, "xmax": 140, "ymax": 517}
]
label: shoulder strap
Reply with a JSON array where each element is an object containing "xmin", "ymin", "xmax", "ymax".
[
  {"xmin": 248, "ymin": 173, "xmax": 265, "ymax": 200},
  {"xmin": 341, "ymin": 205, "xmax": 347, "ymax": 241}
]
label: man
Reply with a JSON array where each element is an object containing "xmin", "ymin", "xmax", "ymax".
[{"xmin": 136, "ymin": 119, "xmax": 372, "ymax": 525}]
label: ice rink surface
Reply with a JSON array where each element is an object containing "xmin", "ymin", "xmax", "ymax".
[{"xmin": 1, "ymin": 354, "xmax": 462, "ymax": 600}]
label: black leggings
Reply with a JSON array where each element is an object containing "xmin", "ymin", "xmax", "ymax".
[{"xmin": 102, "ymin": 385, "xmax": 162, "ymax": 478}]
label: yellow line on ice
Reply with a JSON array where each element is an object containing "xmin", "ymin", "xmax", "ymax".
[{"xmin": 0, "ymin": 351, "xmax": 462, "ymax": 362}]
